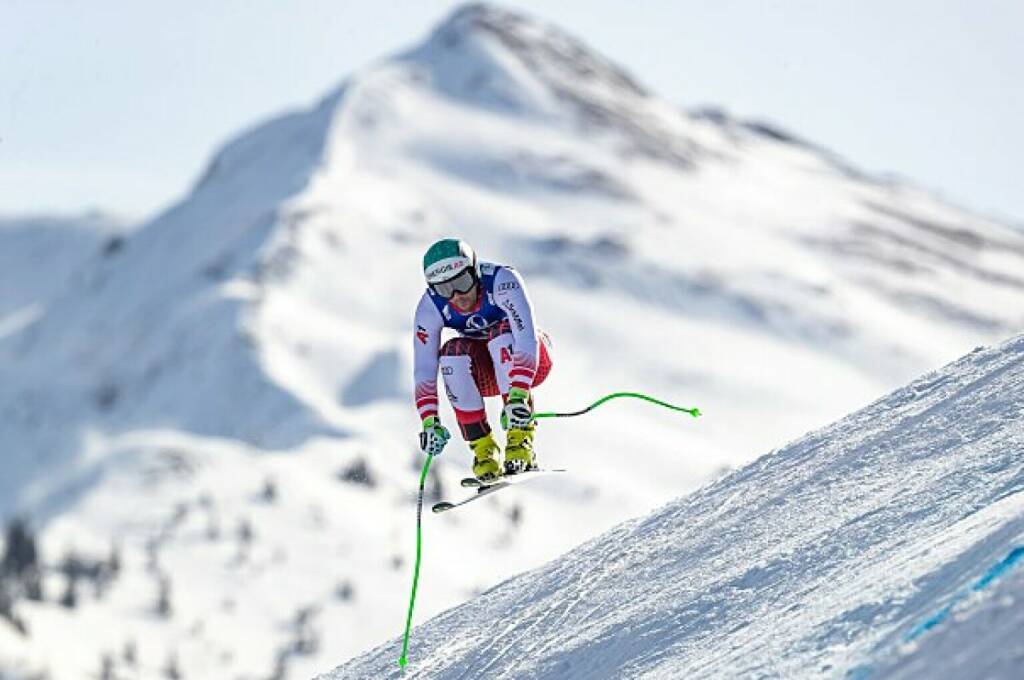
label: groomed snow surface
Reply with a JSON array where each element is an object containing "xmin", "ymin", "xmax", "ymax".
[{"xmin": 326, "ymin": 334, "xmax": 1024, "ymax": 679}]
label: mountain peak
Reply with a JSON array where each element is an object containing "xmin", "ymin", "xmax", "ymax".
[
  {"xmin": 407, "ymin": 2, "xmax": 649, "ymax": 116},
  {"xmin": 444, "ymin": 3, "xmax": 647, "ymax": 94}
]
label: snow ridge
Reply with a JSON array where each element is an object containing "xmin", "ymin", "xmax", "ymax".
[{"xmin": 325, "ymin": 334, "xmax": 1024, "ymax": 678}]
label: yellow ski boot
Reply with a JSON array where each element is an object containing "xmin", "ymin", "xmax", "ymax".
[
  {"xmin": 470, "ymin": 432, "xmax": 502, "ymax": 482},
  {"xmin": 503, "ymin": 423, "xmax": 537, "ymax": 475}
]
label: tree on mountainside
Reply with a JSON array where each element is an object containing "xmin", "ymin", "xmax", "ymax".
[
  {"xmin": 0, "ymin": 578, "xmax": 13, "ymax": 620},
  {"xmin": 97, "ymin": 653, "xmax": 115, "ymax": 680},
  {"xmin": 163, "ymin": 652, "xmax": 183, "ymax": 680},
  {"xmin": 260, "ymin": 477, "xmax": 278, "ymax": 503},
  {"xmin": 338, "ymin": 457, "xmax": 376, "ymax": 488},
  {"xmin": 0, "ymin": 576, "xmax": 29, "ymax": 635},
  {"xmin": 155, "ymin": 574, "xmax": 173, "ymax": 619},
  {"xmin": 2, "ymin": 517, "xmax": 43, "ymax": 602}
]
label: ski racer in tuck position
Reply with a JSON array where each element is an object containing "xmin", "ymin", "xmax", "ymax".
[{"xmin": 414, "ymin": 238, "xmax": 554, "ymax": 481}]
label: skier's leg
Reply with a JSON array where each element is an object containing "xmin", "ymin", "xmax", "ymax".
[
  {"xmin": 486, "ymin": 324, "xmax": 554, "ymax": 399},
  {"xmin": 532, "ymin": 330, "xmax": 554, "ymax": 388},
  {"xmin": 439, "ymin": 337, "xmax": 501, "ymax": 480},
  {"xmin": 486, "ymin": 324, "xmax": 554, "ymax": 473}
]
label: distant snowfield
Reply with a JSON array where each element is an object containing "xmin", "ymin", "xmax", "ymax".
[
  {"xmin": 0, "ymin": 212, "xmax": 124, "ymax": 332},
  {"xmin": 3, "ymin": 4, "xmax": 1024, "ymax": 679},
  {"xmin": 325, "ymin": 335, "xmax": 1024, "ymax": 679}
]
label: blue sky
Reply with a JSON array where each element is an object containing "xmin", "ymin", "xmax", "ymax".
[{"xmin": 1, "ymin": 0, "xmax": 1021, "ymax": 224}]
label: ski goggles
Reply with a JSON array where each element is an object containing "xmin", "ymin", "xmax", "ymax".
[{"xmin": 430, "ymin": 268, "xmax": 477, "ymax": 298}]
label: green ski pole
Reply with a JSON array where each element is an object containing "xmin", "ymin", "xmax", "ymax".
[
  {"xmin": 532, "ymin": 391, "xmax": 701, "ymax": 421},
  {"xmin": 398, "ymin": 454, "xmax": 433, "ymax": 669}
]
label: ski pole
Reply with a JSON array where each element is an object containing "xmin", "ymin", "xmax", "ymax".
[
  {"xmin": 532, "ymin": 391, "xmax": 701, "ymax": 421},
  {"xmin": 398, "ymin": 454, "xmax": 433, "ymax": 669}
]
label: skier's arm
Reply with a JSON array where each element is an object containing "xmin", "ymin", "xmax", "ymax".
[
  {"xmin": 493, "ymin": 267, "xmax": 539, "ymax": 393},
  {"xmin": 413, "ymin": 292, "xmax": 444, "ymax": 421}
]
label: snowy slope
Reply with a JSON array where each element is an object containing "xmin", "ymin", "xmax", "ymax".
[
  {"xmin": 326, "ymin": 333, "xmax": 1024, "ymax": 679},
  {"xmin": 3, "ymin": 3, "xmax": 1024, "ymax": 679},
  {"xmin": 0, "ymin": 212, "xmax": 124, "ymax": 339},
  {"xmin": 868, "ymin": 551, "xmax": 1024, "ymax": 679}
]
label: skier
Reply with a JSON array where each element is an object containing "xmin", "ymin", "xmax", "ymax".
[{"xmin": 414, "ymin": 238, "xmax": 554, "ymax": 481}]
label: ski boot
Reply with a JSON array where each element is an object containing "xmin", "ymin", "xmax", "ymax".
[
  {"xmin": 503, "ymin": 423, "xmax": 536, "ymax": 475},
  {"xmin": 470, "ymin": 432, "xmax": 502, "ymax": 482}
]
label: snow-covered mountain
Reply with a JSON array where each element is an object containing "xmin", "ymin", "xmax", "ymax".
[
  {"xmin": 325, "ymin": 333, "xmax": 1024, "ymax": 679},
  {"xmin": 3, "ymin": 3, "xmax": 1024, "ymax": 679},
  {"xmin": 0, "ymin": 212, "xmax": 125, "ymax": 341}
]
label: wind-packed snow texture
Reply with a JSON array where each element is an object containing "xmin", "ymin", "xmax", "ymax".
[
  {"xmin": 3, "ymin": 3, "xmax": 1024, "ymax": 678},
  {"xmin": 326, "ymin": 334, "xmax": 1024, "ymax": 679}
]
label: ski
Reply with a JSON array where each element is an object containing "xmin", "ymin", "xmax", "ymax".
[{"xmin": 431, "ymin": 469, "xmax": 566, "ymax": 514}]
